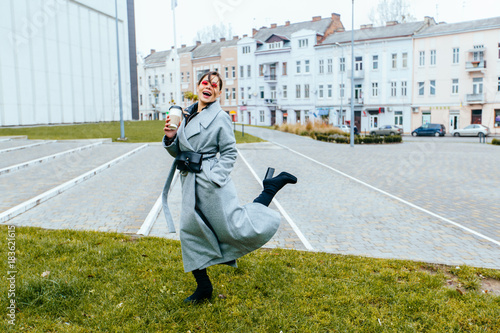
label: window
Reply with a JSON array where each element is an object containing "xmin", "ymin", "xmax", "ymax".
[
  {"xmin": 327, "ymin": 84, "xmax": 332, "ymax": 98},
  {"xmin": 225, "ymin": 88, "xmax": 230, "ymax": 100},
  {"xmin": 355, "ymin": 56, "xmax": 363, "ymax": 71},
  {"xmin": 170, "ymin": 92, "xmax": 173, "ymax": 102},
  {"xmin": 155, "ymin": 75, "xmax": 158, "ymax": 86},
  {"xmin": 391, "ymin": 81, "xmax": 397, "ymax": 97},
  {"xmin": 327, "ymin": 59, "xmax": 333, "ymax": 73},
  {"xmin": 372, "ymin": 82, "xmax": 378, "ymax": 97},
  {"xmin": 395, "ymin": 111, "xmax": 403, "ymax": 126},
  {"xmin": 283, "ymin": 85, "xmax": 287, "ymax": 99},
  {"xmin": 225, "ymin": 67, "xmax": 229, "ymax": 78},
  {"xmin": 296, "ymin": 84, "xmax": 301, "ymax": 98},
  {"xmin": 296, "ymin": 61, "xmax": 301, "ymax": 74},
  {"xmin": 430, "ymin": 80, "xmax": 436, "ymax": 95},
  {"xmin": 162, "ymin": 93, "xmax": 166, "ymax": 103},
  {"xmin": 169, "ymin": 73, "xmax": 173, "ymax": 83},
  {"xmin": 498, "ymin": 77, "xmax": 500, "ymax": 91},
  {"xmin": 419, "ymin": 51, "xmax": 425, "ymax": 66},
  {"xmin": 268, "ymin": 41, "xmax": 282, "ymax": 49},
  {"xmin": 305, "ymin": 60, "xmax": 310, "ymax": 73},
  {"xmin": 318, "ymin": 85, "xmax": 324, "ymax": 98},
  {"xmin": 162, "ymin": 74, "xmax": 165, "ymax": 84},
  {"xmin": 299, "ymin": 38, "xmax": 308, "ymax": 48},
  {"xmin": 418, "ymin": 82, "xmax": 425, "ymax": 96},
  {"xmin": 232, "ymin": 66, "xmax": 236, "ymax": 78},
  {"xmin": 140, "ymin": 94, "xmax": 142, "ymax": 106},
  {"xmin": 473, "ymin": 45, "xmax": 484, "ymax": 61},
  {"xmin": 259, "ymin": 86, "xmax": 264, "ymax": 99},
  {"xmin": 392, "ymin": 53, "xmax": 397, "ymax": 69},
  {"xmin": 401, "ymin": 81, "xmax": 407, "ymax": 96},
  {"xmin": 240, "ymin": 66, "xmax": 244, "ymax": 78},
  {"xmin": 339, "ymin": 84, "xmax": 345, "ymax": 98},
  {"xmin": 247, "ymin": 65, "xmax": 251, "ymax": 77},
  {"xmin": 247, "ymin": 87, "xmax": 251, "ymax": 99},
  {"xmin": 319, "ymin": 59, "xmax": 324, "ymax": 74},
  {"xmin": 430, "ymin": 50, "xmax": 436, "ymax": 65},
  {"xmin": 259, "ymin": 64, "xmax": 264, "ymax": 76},
  {"xmin": 304, "ymin": 84, "xmax": 310, "ymax": 98},
  {"xmin": 372, "ymin": 55, "xmax": 378, "ymax": 70},
  {"xmin": 402, "ymin": 53, "xmax": 408, "ymax": 68},
  {"xmin": 495, "ymin": 109, "xmax": 500, "ymax": 127},
  {"xmin": 270, "ymin": 86, "xmax": 276, "ymax": 99},
  {"xmin": 452, "ymin": 79, "xmax": 459, "ymax": 94},
  {"xmin": 181, "ymin": 72, "xmax": 184, "ymax": 82},
  {"xmin": 240, "ymin": 87, "xmax": 245, "ymax": 100},
  {"xmin": 187, "ymin": 72, "xmax": 190, "ymax": 82},
  {"xmin": 340, "ymin": 58, "xmax": 345, "ymax": 72},
  {"xmin": 242, "ymin": 46, "xmax": 251, "ymax": 54},
  {"xmin": 139, "ymin": 76, "xmax": 142, "ymax": 86},
  {"xmin": 453, "ymin": 48, "xmax": 460, "ymax": 64},
  {"xmin": 498, "ymin": 43, "xmax": 500, "ymax": 59},
  {"xmin": 259, "ymin": 110, "xmax": 265, "ymax": 122},
  {"xmin": 282, "ymin": 62, "xmax": 287, "ymax": 75},
  {"xmin": 148, "ymin": 76, "xmax": 151, "ymax": 86},
  {"xmin": 473, "ymin": 77, "xmax": 483, "ymax": 94},
  {"xmin": 232, "ymin": 88, "xmax": 236, "ymax": 99}
]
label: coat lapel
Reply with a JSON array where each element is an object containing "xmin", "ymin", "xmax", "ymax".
[{"xmin": 183, "ymin": 101, "xmax": 222, "ymax": 141}]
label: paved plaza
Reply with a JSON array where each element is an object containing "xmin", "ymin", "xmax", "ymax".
[{"xmin": 1, "ymin": 129, "xmax": 499, "ymax": 269}]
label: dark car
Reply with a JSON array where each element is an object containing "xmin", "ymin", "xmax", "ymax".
[{"xmin": 411, "ymin": 123, "xmax": 446, "ymax": 137}]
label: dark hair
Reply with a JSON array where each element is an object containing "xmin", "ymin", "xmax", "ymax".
[{"xmin": 197, "ymin": 71, "xmax": 223, "ymax": 91}]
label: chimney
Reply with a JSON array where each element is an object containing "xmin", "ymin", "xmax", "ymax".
[
  {"xmin": 233, "ymin": 35, "xmax": 239, "ymax": 40},
  {"xmin": 252, "ymin": 28, "xmax": 258, "ymax": 36},
  {"xmin": 181, "ymin": 44, "xmax": 186, "ymax": 48},
  {"xmin": 331, "ymin": 13, "xmax": 341, "ymax": 20},
  {"xmin": 211, "ymin": 39, "xmax": 216, "ymax": 43},
  {"xmin": 196, "ymin": 40, "xmax": 201, "ymax": 46},
  {"xmin": 220, "ymin": 37, "xmax": 226, "ymax": 42},
  {"xmin": 361, "ymin": 24, "xmax": 373, "ymax": 29},
  {"xmin": 150, "ymin": 49, "xmax": 156, "ymax": 54},
  {"xmin": 424, "ymin": 16, "xmax": 435, "ymax": 26},
  {"xmin": 337, "ymin": 27, "xmax": 345, "ymax": 32},
  {"xmin": 271, "ymin": 23, "xmax": 277, "ymax": 28},
  {"xmin": 312, "ymin": 16, "xmax": 321, "ymax": 22},
  {"xmin": 260, "ymin": 26, "xmax": 267, "ymax": 29},
  {"xmin": 285, "ymin": 21, "xmax": 290, "ymax": 26},
  {"xmin": 243, "ymin": 34, "xmax": 248, "ymax": 38},
  {"xmin": 386, "ymin": 20, "xmax": 398, "ymax": 26}
]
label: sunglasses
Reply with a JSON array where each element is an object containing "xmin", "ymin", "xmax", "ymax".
[{"xmin": 201, "ymin": 80, "xmax": 218, "ymax": 88}]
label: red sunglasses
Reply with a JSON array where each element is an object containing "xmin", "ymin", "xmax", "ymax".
[{"xmin": 201, "ymin": 80, "xmax": 218, "ymax": 88}]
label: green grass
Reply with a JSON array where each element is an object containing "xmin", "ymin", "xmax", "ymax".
[
  {"xmin": 1, "ymin": 226, "xmax": 499, "ymax": 332},
  {"xmin": 0, "ymin": 121, "xmax": 264, "ymax": 144}
]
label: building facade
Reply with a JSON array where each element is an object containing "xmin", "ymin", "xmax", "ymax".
[
  {"xmin": 1, "ymin": 0, "xmax": 138, "ymax": 126},
  {"xmin": 412, "ymin": 17, "xmax": 500, "ymax": 134}
]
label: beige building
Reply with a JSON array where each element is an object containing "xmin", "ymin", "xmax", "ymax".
[{"xmin": 412, "ymin": 17, "xmax": 500, "ymax": 134}]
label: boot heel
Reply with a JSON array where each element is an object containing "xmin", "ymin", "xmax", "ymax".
[{"xmin": 264, "ymin": 167, "xmax": 275, "ymax": 180}]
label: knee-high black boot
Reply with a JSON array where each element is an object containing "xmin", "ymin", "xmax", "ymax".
[
  {"xmin": 253, "ymin": 168, "xmax": 297, "ymax": 207},
  {"xmin": 184, "ymin": 268, "xmax": 213, "ymax": 303}
]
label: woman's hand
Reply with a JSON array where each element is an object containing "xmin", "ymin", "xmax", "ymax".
[{"xmin": 163, "ymin": 116, "xmax": 178, "ymax": 139}]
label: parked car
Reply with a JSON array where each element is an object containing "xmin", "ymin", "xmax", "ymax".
[
  {"xmin": 411, "ymin": 123, "xmax": 446, "ymax": 137},
  {"xmin": 335, "ymin": 124, "xmax": 358, "ymax": 135},
  {"xmin": 370, "ymin": 125, "xmax": 403, "ymax": 136},
  {"xmin": 451, "ymin": 124, "xmax": 490, "ymax": 137}
]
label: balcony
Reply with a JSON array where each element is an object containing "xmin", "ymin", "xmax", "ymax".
[
  {"xmin": 466, "ymin": 93, "xmax": 485, "ymax": 104},
  {"xmin": 348, "ymin": 97, "xmax": 364, "ymax": 105},
  {"xmin": 465, "ymin": 60, "xmax": 486, "ymax": 72},
  {"xmin": 352, "ymin": 70, "xmax": 364, "ymax": 80},
  {"xmin": 264, "ymin": 98, "xmax": 277, "ymax": 105},
  {"xmin": 264, "ymin": 74, "xmax": 277, "ymax": 82}
]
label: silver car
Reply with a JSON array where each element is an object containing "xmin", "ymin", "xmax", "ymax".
[
  {"xmin": 370, "ymin": 125, "xmax": 403, "ymax": 136},
  {"xmin": 451, "ymin": 124, "xmax": 490, "ymax": 137}
]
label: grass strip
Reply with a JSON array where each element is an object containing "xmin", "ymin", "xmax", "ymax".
[
  {"xmin": 0, "ymin": 121, "xmax": 264, "ymax": 144},
  {"xmin": 1, "ymin": 226, "xmax": 499, "ymax": 332}
]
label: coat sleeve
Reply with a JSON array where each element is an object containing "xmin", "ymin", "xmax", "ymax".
[
  {"xmin": 162, "ymin": 135, "xmax": 178, "ymax": 158},
  {"xmin": 209, "ymin": 112, "xmax": 237, "ymax": 187}
]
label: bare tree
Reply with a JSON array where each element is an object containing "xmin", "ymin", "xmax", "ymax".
[
  {"xmin": 368, "ymin": 0, "xmax": 416, "ymax": 26},
  {"xmin": 193, "ymin": 23, "xmax": 233, "ymax": 43}
]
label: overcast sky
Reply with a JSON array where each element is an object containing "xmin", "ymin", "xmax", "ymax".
[{"xmin": 134, "ymin": 0, "xmax": 500, "ymax": 56}]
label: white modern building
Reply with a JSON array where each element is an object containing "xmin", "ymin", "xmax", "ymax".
[
  {"xmin": 237, "ymin": 14, "xmax": 344, "ymax": 126},
  {"xmin": 319, "ymin": 18, "xmax": 435, "ymax": 133},
  {"xmin": 0, "ymin": 0, "xmax": 138, "ymax": 126}
]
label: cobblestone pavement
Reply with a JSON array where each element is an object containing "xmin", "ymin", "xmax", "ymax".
[{"xmin": 2, "ymin": 136, "xmax": 499, "ymax": 269}]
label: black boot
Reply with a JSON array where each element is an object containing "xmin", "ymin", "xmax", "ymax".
[
  {"xmin": 184, "ymin": 268, "xmax": 213, "ymax": 303},
  {"xmin": 253, "ymin": 168, "xmax": 297, "ymax": 207}
]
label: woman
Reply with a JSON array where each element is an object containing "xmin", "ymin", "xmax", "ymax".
[{"xmin": 161, "ymin": 71, "xmax": 297, "ymax": 303}]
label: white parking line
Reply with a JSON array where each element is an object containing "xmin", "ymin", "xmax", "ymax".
[
  {"xmin": 0, "ymin": 141, "xmax": 103, "ymax": 175},
  {"xmin": 237, "ymin": 148, "xmax": 314, "ymax": 251},
  {"xmin": 0, "ymin": 140, "xmax": 56, "ymax": 154},
  {"xmin": 0, "ymin": 144, "xmax": 148, "ymax": 223},
  {"xmin": 271, "ymin": 141, "xmax": 500, "ymax": 248}
]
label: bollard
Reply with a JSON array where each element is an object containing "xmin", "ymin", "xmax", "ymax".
[
  {"xmin": 479, "ymin": 133, "xmax": 486, "ymax": 143},
  {"xmin": 242, "ymin": 123, "xmax": 244, "ymax": 137}
]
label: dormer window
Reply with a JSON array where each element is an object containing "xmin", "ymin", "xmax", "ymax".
[
  {"xmin": 242, "ymin": 46, "xmax": 251, "ymax": 54},
  {"xmin": 268, "ymin": 41, "xmax": 282, "ymax": 50},
  {"xmin": 299, "ymin": 38, "xmax": 308, "ymax": 48}
]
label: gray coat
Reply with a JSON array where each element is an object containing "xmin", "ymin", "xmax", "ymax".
[{"xmin": 161, "ymin": 101, "xmax": 280, "ymax": 272}]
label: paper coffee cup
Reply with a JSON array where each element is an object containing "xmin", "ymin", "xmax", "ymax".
[{"xmin": 168, "ymin": 106, "xmax": 182, "ymax": 129}]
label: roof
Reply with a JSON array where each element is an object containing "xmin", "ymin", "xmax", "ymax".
[
  {"xmin": 253, "ymin": 18, "xmax": 333, "ymax": 41},
  {"xmin": 415, "ymin": 16, "xmax": 500, "ymax": 38},
  {"xmin": 321, "ymin": 21, "xmax": 427, "ymax": 45},
  {"xmin": 144, "ymin": 50, "xmax": 171, "ymax": 66},
  {"xmin": 191, "ymin": 39, "xmax": 239, "ymax": 59}
]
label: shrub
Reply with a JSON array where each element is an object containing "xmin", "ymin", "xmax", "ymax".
[{"xmin": 492, "ymin": 138, "xmax": 500, "ymax": 145}]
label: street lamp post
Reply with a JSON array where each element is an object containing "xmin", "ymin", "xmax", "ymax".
[
  {"xmin": 335, "ymin": 42, "xmax": 344, "ymax": 126},
  {"xmin": 115, "ymin": 0, "xmax": 125, "ymax": 140},
  {"xmin": 350, "ymin": 0, "xmax": 355, "ymax": 147}
]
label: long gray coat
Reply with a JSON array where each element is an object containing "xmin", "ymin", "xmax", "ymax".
[{"xmin": 161, "ymin": 101, "xmax": 281, "ymax": 272}]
